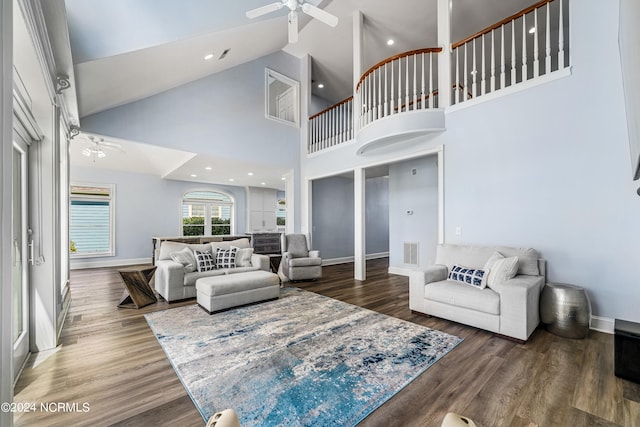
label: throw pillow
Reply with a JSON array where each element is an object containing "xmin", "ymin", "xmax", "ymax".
[
  {"xmin": 194, "ymin": 250, "xmax": 216, "ymax": 272},
  {"xmin": 486, "ymin": 256, "xmax": 519, "ymax": 287},
  {"xmin": 233, "ymin": 246, "xmax": 254, "ymax": 267},
  {"xmin": 170, "ymin": 247, "xmax": 196, "ymax": 272},
  {"xmin": 448, "ymin": 264, "xmax": 488, "ymax": 289},
  {"xmin": 215, "ymin": 247, "xmax": 237, "ymax": 269}
]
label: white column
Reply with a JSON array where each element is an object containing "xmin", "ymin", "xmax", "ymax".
[
  {"xmin": 354, "ymin": 168, "xmax": 366, "ymax": 281},
  {"xmin": 353, "ymin": 11, "xmax": 363, "ymax": 131},
  {"xmin": 1, "ymin": 0, "xmax": 14, "ymax": 425},
  {"xmin": 437, "ymin": 0, "xmax": 452, "ymax": 108}
]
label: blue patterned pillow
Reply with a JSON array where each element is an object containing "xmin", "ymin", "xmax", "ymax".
[
  {"xmin": 215, "ymin": 247, "xmax": 237, "ymax": 269},
  {"xmin": 194, "ymin": 250, "xmax": 216, "ymax": 272},
  {"xmin": 448, "ymin": 265, "xmax": 488, "ymax": 289}
]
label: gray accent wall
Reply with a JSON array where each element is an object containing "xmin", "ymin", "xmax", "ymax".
[
  {"xmin": 70, "ymin": 166, "xmax": 247, "ymax": 267},
  {"xmin": 388, "ymin": 156, "xmax": 438, "ymax": 269},
  {"xmin": 312, "ymin": 175, "xmax": 390, "ymax": 260}
]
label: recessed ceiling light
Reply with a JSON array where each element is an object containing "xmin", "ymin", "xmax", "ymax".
[
  {"xmin": 205, "ymin": 166, "xmax": 212, "ymax": 171},
  {"xmin": 248, "ymin": 172, "xmax": 254, "ymax": 176},
  {"xmin": 228, "ymin": 178, "xmax": 235, "ymax": 182},
  {"xmin": 281, "ymin": 177, "xmax": 286, "ymax": 181},
  {"xmin": 261, "ymin": 182, "xmax": 266, "ymax": 186},
  {"xmin": 528, "ymin": 27, "xmax": 536, "ymax": 34},
  {"xmin": 317, "ymin": 83, "xmax": 324, "ymax": 89},
  {"xmin": 190, "ymin": 174, "xmax": 197, "ymax": 178},
  {"xmin": 387, "ymin": 39, "xmax": 395, "ymax": 46},
  {"xmin": 204, "ymin": 53, "xmax": 214, "ymax": 60}
]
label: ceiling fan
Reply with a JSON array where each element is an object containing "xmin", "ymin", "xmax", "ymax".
[
  {"xmin": 81, "ymin": 136, "xmax": 124, "ymax": 162},
  {"xmin": 246, "ymin": 0, "xmax": 338, "ymax": 44}
]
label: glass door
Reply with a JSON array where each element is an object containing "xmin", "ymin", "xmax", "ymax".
[{"xmin": 13, "ymin": 138, "xmax": 29, "ymax": 379}]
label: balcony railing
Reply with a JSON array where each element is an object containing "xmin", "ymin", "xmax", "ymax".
[
  {"xmin": 305, "ymin": 0, "xmax": 570, "ymax": 155},
  {"xmin": 308, "ymin": 96, "xmax": 353, "ymax": 154},
  {"xmin": 357, "ymin": 48, "xmax": 442, "ymax": 129},
  {"xmin": 451, "ymin": 0, "xmax": 568, "ymax": 105}
]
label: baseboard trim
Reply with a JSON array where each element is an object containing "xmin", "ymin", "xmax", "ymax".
[
  {"xmin": 322, "ymin": 252, "xmax": 389, "ymax": 266},
  {"xmin": 70, "ymin": 257, "xmax": 152, "ymax": 270},
  {"xmin": 388, "ymin": 266, "xmax": 415, "ymax": 276},
  {"xmin": 591, "ymin": 316, "xmax": 615, "ymax": 334}
]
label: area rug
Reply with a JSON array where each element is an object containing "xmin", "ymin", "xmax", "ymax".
[{"xmin": 145, "ymin": 288, "xmax": 462, "ymax": 426}]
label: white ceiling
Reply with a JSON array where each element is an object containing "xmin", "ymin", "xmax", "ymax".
[{"xmin": 64, "ymin": 0, "xmax": 534, "ymax": 190}]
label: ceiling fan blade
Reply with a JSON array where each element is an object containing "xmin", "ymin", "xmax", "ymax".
[
  {"xmin": 288, "ymin": 10, "xmax": 298, "ymax": 43},
  {"xmin": 246, "ymin": 2, "xmax": 284, "ymax": 19},
  {"xmin": 300, "ymin": 3, "xmax": 338, "ymax": 27}
]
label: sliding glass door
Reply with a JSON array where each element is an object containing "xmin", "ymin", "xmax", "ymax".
[{"xmin": 13, "ymin": 137, "xmax": 29, "ymax": 379}]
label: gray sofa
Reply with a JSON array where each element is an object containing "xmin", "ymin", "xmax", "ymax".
[
  {"xmin": 409, "ymin": 244, "xmax": 546, "ymax": 341},
  {"xmin": 154, "ymin": 238, "xmax": 270, "ymax": 302}
]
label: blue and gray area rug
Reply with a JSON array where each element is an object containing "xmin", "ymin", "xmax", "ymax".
[{"xmin": 145, "ymin": 287, "xmax": 462, "ymax": 426}]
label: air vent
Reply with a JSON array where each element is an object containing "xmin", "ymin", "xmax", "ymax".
[
  {"xmin": 403, "ymin": 242, "xmax": 419, "ymax": 266},
  {"xmin": 219, "ymin": 49, "xmax": 230, "ymax": 60}
]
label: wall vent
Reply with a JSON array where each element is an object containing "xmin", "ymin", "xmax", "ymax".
[
  {"xmin": 219, "ymin": 49, "xmax": 230, "ymax": 60},
  {"xmin": 403, "ymin": 242, "xmax": 419, "ymax": 266}
]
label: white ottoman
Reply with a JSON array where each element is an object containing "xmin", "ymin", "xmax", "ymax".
[{"xmin": 196, "ymin": 270, "xmax": 280, "ymax": 313}]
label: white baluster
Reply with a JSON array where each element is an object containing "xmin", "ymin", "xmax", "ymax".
[
  {"xmin": 397, "ymin": 58, "xmax": 402, "ymax": 112},
  {"xmin": 428, "ymin": 52, "xmax": 434, "ymax": 108},
  {"xmin": 522, "ymin": 14, "xmax": 528, "ymax": 81},
  {"xmin": 481, "ymin": 34, "xmax": 486, "ymax": 95},
  {"xmin": 372, "ymin": 70, "xmax": 377, "ymax": 121},
  {"xmin": 500, "ymin": 25, "xmax": 506, "ymax": 89},
  {"xmin": 533, "ymin": 7, "xmax": 539, "ymax": 78},
  {"xmin": 413, "ymin": 53, "xmax": 418, "ymax": 110},
  {"xmin": 463, "ymin": 44, "xmax": 468, "ymax": 101},
  {"xmin": 390, "ymin": 59, "xmax": 395, "ymax": 114},
  {"xmin": 421, "ymin": 52, "xmax": 426, "ymax": 110},
  {"xmin": 455, "ymin": 47, "xmax": 460, "ymax": 104},
  {"xmin": 558, "ymin": 0, "xmax": 565, "ymax": 69},
  {"xmin": 511, "ymin": 20, "xmax": 517, "ymax": 84},
  {"xmin": 378, "ymin": 67, "xmax": 382, "ymax": 119},
  {"xmin": 405, "ymin": 55, "xmax": 410, "ymax": 111},
  {"xmin": 490, "ymin": 30, "xmax": 496, "ymax": 92},
  {"xmin": 369, "ymin": 74, "xmax": 373, "ymax": 122},
  {"xmin": 545, "ymin": 2, "xmax": 551, "ymax": 74},
  {"xmin": 384, "ymin": 63, "xmax": 388, "ymax": 117},
  {"xmin": 472, "ymin": 39, "xmax": 477, "ymax": 98}
]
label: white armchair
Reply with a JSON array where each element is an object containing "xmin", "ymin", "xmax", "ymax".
[{"xmin": 280, "ymin": 234, "xmax": 322, "ymax": 281}]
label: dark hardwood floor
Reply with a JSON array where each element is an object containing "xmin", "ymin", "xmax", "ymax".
[{"xmin": 14, "ymin": 258, "xmax": 640, "ymax": 426}]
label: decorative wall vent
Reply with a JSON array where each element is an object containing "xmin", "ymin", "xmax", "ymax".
[{"xmin": 403, "ymin": 242, "xmax": 419, "ymax": 266}]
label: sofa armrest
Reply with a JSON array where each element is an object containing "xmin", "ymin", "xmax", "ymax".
[
  {"xmin": 251, "ymin": 254, "xmax": 270, "ymax": 271},
  {"xmin": 492, "ymin": 275, "xmax": 545, "ymax": 340},
  {"xmin": 409, "ymin": 264, "xmax": 448, "ymax": 310},
  {"xmin": 155, "ymin": 260, "xmax": 186, "ymax": 301},
  {"xmin": 309, "ymin": 250, "xmax": 320, "ymax": 259}
]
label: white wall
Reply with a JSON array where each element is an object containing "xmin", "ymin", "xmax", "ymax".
[
  {"xmin": 389, "ymin": 156, "xmax": 438, "ymax": 271},
  {"xmin": 300, "ymin": 0, "xmax": 640, "ymax": 322},
  {"xmin": 70, "ymin": 166, "xmax": 248, "ymax": 267}
]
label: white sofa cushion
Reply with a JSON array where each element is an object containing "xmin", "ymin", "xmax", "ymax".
[
  {"xmin": 436, "ymin": 244, "xmax": 540, "ymax": 276},
  {"xmin": 170, "ymin": 246, "xmax": 197, "ymax": 272},
  {"xmin": 184, "ymin": 269, "xmax": 226, "ymax": 287},
  {"xmin": 159, "ymin": 241, "xmax": 211, "ymax": 261},
  {"xmin": 233, "ymin": 247, "xmax": 254, "ymax": 267},
  {"xmin": 425, "ymin": 280, "xmax": 500, "ymax": 315},
  {"xmin": 486, "ymin": 255, "xmax": 519, "ymax": 288}
]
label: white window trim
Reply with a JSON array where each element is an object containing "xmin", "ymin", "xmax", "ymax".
[
  {"xmin": 180, "ymin": 190, "xmax": 235, "ymax": 236},
  {"xmin": 69, "ymin": 182, "xmax": 115, "ymax": 258}
]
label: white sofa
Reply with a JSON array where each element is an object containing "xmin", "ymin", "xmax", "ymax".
[
  {"xmin": 409, "ymin": 244, "xmax": 546, "ymax": 341},
  {"xmin": 154, "ymin": 238, "xmax": 270, "ymax": 302}
]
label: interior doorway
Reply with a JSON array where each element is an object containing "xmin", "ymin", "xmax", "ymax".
[{"xmin": 12, "ymin": 135, "xmax": 30, "ymax": 381}]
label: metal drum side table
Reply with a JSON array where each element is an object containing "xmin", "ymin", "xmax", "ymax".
[{"xmin": 540, "ymin": 282, "xmax": 591, "ymax": 339}]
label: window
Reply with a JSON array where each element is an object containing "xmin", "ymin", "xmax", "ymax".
[
  {"xmin": 265, "ymin": 68, "xmax": 300, "ymax": 127},
  {"xmin": 182, "ymin": 191, "xmax": 234, "ymax": 236},
  {"xmin": 69, "ymin": 183, "xmax": 115, "ymax": 257},
  {"xmin": 277, "ymin": 192, "xmax": 286, "ymax": 231}
]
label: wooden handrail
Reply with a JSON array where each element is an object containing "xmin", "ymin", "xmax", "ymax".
[
  {"xmin": 356, "ymin": 47, "xmax": 443, "ymax": 91},
  {"xmin": 308, "ymin": 96, "xmax": 353, "ymax": 121},
  {"xmin": 452, "ymin": 0, "xmax": 554, "ymax": 49}
]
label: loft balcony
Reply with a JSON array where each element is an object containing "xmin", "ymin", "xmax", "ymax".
[{"xmin": 306, "ymin": 0, "xmax": 570, "ymax": 157}]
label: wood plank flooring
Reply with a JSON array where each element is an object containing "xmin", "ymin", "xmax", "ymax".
[{"xmin": 13, "ymin": 258, "xmax": 640, "ymax": 426}]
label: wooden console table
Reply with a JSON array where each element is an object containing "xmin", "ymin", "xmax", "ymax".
[
  {"xmin": 117, "ymin": 266, "xmax": 157, "ymax": 309},
  {"xmin": 152, "ymin": 235, "xmax": 249, "ymax": 264}
]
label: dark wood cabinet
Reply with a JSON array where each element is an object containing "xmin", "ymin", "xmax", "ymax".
[{"xmin": 248, "ymin": 232, "xmax": 281, "ymax": 254}]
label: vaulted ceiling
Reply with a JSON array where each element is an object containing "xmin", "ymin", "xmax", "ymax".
[{"xmin": 64, "ymin": 0, "xmax": 535, "ymax": 188}]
